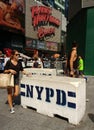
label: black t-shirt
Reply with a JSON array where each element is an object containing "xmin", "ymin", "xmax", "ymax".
[{"xmin": 4, "ymin": 60, "xmax": 23, "ymax": 79}]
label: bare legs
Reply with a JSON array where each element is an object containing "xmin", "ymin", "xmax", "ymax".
[{"xmin": 7, "ymin": 85, "xmax": 19, "ymax": 109}]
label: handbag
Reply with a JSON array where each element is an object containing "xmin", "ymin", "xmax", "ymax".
[{"xmin": 0, "ymin": 73, "xmax": 14, "ymax": 88}]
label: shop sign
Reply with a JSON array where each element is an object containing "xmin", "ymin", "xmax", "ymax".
[
  {"xmin": 31, "ymin": 6, "xmax": 60, "ymax": 39},
  {"xmin": 38, "ymin": 27, "xmax": 55, "ymax": 39}
]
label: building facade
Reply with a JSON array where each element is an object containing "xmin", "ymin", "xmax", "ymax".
[
  {"xmin": 0, "ymin": 0, "xmax": 67, "ymax": 57},
  {"xmin": 25, "ymin": 0, "xmax": 63, "ymax": 57}
]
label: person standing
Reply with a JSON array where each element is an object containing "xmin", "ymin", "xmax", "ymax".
[
  {"xmin": 4, "ymin": 50, "xmax": 26, "ymax": 113},
  {"xmin": 78, "ymin": 55, "xmax": 84, "ymax": 77},
  {"xmin": 0, "ymin": 51, "xmax": 4, "ymax": 73},
  {"xmin": 67, "ymin": 41, "xmax": 78, "ymax": 77},
  {"xmin": 33, "ymin": 57, "xmax": 39, "ymax": 68}
]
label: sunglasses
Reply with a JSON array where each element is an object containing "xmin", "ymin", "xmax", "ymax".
[{"xmin": 15, "ymin": 54, "xmax": 20, "ymax": 56}]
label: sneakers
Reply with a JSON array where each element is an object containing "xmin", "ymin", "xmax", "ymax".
[
  {"xmin": 10, "ymin": 107, "xmax": 15, "ymax": 114},
  {"xmin": 12, "ymin": 101, "xmax": 15, "ymax": 107}
]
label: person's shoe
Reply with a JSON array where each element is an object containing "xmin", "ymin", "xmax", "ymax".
[
  {"xmin": 12, "ymin": 101, "xmax": 15, "ymax": 107},
  {"xmin": 10, "ymin": 107, "xmax": 15, "ymax": 114}
]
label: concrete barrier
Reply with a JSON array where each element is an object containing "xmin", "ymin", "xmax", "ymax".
[
  {"xmin": 24, "ymin": 68, "xmax": 57, "ymax": 76},
  {"xmin": 20, "ymin": 75, "xmax": 86, "ymax": 125}
]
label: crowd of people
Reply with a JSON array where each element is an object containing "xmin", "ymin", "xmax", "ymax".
[{"xmin": 0, "ymin": 42, "xmax": 86, "ymax": 114}]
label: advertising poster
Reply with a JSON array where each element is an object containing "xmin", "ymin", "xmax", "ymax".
[
  {"xmin": 46, "ymin": 42, "xmax": 58, "ymax": 51},
  {"xmin": 26, "ymin": 38, "xmax": 37, "ymax": 49},
  {"xmin": 0, "ymin": 0, "xmax": 25, "ymax": 34}
]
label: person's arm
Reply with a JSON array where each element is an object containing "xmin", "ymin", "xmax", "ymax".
[
  {"xmin": 4, "ymin": 69, "xmax": 16, "ymax": 74},
  {"xmin": 69, "ymin": 50, "xmax": 76, "ymax": 75}
]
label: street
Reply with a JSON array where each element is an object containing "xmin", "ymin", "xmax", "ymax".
[{"xmin": 0, "ymin": 76, "xmax": 94, "ymax": 130}]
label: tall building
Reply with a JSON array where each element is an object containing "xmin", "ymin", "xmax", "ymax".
[{"xmin": 66, "ymin": 0, "xmax": 94, "ymax": 75}]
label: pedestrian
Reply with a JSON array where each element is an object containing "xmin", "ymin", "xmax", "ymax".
[
  {"xmin": 0, "ymin": 51, "xmax": 4, "ymax": 73},
  {"xmin": 78, "ymin": 55, "xmax": 84, "ymax": 77},
  {"xmin": 67, "ymin": 41, "xmax": 78, "ymax": 77},
  {"xmin": 4, "ymin": 50, "xmax": 26, "ymax": 114},
  {"xmin": 33, "ymin": 57, "xmax": 39, "ymax": 68}
]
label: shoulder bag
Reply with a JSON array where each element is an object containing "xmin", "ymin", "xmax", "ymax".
[{"xmin": 0, "ymin": 73, "xmax": 14, "ymax": 88}]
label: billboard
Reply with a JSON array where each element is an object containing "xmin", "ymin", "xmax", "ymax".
[
  {"xmin": 46, "ymin": 42, "xmax": 58, "ymax": 51},
  {"xmin": 0, "ymin": 0, "xmax": 25, "ymax": 34},
  {"xmin": 26, "ymin": 0, "xmax": 62, "ymax": 43},
  {"xmin": 26, "ymin": 38, "xmax": 58, "ymax": 52}
]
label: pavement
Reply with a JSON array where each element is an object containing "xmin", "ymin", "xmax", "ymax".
[{"xmin": 0, "ymin": 76, "xmax": 94, "ymax": 130}]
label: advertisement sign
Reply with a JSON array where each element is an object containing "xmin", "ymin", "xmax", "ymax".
[
  {"xmin": 26, "ymin": 0, "xmax": 61, "ymax": 43},
  {"xmin": 37, "ymin": 40, "xmax": 46, "ymax": 50},
  {"xmin": 31, "ymin": 5, "xmax": 60, "ymax": 40},
  {"xmin": 46, "ymin": 42, "xmax": 58, "ymax": 51},
  {"xmin": 26, "ymin": 38, "xmax": 37, "ymax": 49},
  {"xmin": 0, "ymin": 0, "xmax": 25, "ymax": 34},
  {"xmin": 26, "ymin": 38, "xmax": 58, "ymax": 51}
]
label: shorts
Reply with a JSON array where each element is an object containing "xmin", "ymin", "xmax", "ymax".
[
  {"xmin": 79, "ymin": 70, "xmax": 84, "ymax": 75},
  {"xmin": 14, "ymin": 77, "xmax": 19, "ymax": 85}
]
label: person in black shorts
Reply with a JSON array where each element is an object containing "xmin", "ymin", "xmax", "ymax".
[
  {"xmin": 67, "ymin": 41, "xmax": 78, "ymax": 77},
  {"xmin": 4, "ymin": 50, "xmax": 26, "ymax": 113}
]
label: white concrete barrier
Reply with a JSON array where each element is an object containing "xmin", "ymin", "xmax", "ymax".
[{"xmin": 20, "ymin": 75, "xmax": 86, "ymax": 125}]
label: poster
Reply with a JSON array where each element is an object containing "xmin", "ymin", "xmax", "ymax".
[{"xmin": 0, "ymin": 0, "xmax": 25, "ymax": 34}]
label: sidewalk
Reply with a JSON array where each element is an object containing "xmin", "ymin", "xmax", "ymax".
[{"xmin": 0, "ymin": 76, "xmax": 94, "ymax": 130}]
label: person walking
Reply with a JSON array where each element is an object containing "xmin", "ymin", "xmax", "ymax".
[
  {"xmin": 67, "ymin": 41, "xmax": 78, "ymax": 77},
  {"xmin": 4, "ymin": 50, "xmax": 26, "ymax": 114}
]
